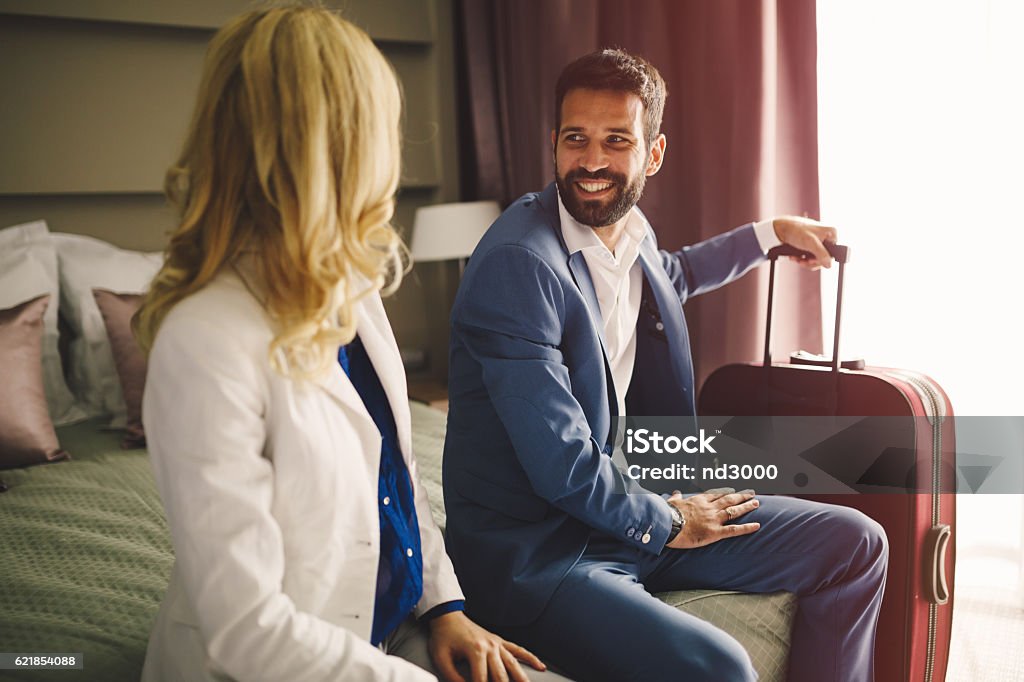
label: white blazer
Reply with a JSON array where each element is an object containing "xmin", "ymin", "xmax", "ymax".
[{"xmin": 140, "ymin": 267, "xmax": 463, "ymax": 682}]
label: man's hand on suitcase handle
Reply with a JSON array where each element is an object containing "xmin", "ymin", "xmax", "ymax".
[
  {"xmin": 665, "ymin": 488, "xmax": 761, "ymax": 550},
  {"xmin": 771, "ymin": 216, "xmax": 839, "ymax": 270}
]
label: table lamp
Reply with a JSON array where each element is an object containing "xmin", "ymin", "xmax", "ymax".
[
  {"xmin": 410, "ymin": 200, "xmax": 499, "ymax": 275},
  {"xmin": 406, "ymin": 200, "xmax": 500, "ymax": 383}
]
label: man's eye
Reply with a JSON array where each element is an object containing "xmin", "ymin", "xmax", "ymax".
[
  {"xmin": 565, "ymin": 134, "xmax": 585, "ymax": 143},
  {"xmin": 608, "ymin": 136, "xmax": 629, "ymax": 144}
]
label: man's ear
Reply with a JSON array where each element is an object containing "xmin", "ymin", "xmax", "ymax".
[
  {"xmin": 551, "ymin": 129, "xmax": 557, "ymax": 151},
  {"xmin": 646, "ymin": 134, "xmax": 667, "ymax": 177}
]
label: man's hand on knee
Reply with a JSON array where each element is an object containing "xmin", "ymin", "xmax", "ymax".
[{"xmin": 665, "ymin": 488, "xmax": 761, "ymax": 550}]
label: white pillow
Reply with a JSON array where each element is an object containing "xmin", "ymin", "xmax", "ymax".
[
  {"xmin": 52, "ymin": 233, "xmax": 163, "ymax": 426},
  {"xmin": 0, "ymin": 221, "xmax": 86, "ymax": 426}
]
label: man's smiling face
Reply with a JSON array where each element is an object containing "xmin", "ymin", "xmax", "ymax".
[{"xmin": 553, "ymin": 88, "xmax": 663, "ymax": 228}]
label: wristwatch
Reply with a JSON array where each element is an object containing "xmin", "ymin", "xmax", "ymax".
[{"xmin": 666, "ymin": 502, "xmax": 685, "ymax": 543}]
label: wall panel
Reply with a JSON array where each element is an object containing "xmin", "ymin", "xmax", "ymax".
[{"xmin": 0, "ymin": 0, "xmax": 459, "ymax": 379}]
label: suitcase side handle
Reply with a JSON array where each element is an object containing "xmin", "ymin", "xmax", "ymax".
[
  {"xmin": 763, "ymin": 241, "xmax": 850, "ymax": 373},
  {"xmin": 925, "ymin": 524, "xmax": 952, "ymax": 605}
]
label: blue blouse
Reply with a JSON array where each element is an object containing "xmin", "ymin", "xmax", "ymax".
[{"xmin": 338, "ymin": 337, "xmax": 462, "ymax": 645}]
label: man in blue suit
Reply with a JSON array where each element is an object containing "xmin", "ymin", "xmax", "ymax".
[{"xmin": 443, "ymin": 49, "xmax": 887, "ymax": 682}]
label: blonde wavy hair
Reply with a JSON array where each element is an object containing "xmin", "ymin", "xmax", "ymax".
[{"xmin": 133, "ymin": 5, "xmax": 405, "ymax": 379}]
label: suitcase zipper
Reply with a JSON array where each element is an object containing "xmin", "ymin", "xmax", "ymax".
[{"xmin": 885, "ymin": 370, "xmax": 945, "ymax": 682}]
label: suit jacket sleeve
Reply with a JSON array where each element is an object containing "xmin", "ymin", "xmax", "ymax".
[
  {"xmin": 658, "ymin": 223, "xmax": 766, "ymax": 304},
  {"xmin": 144, "ymin": 315, "xmax": 435, "ymax": 682},
  {"xmin": 452, "ymin": 244, "xmax": 674, "ymax": 554}
]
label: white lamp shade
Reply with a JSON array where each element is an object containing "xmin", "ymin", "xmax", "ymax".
[{"xmin": 410, "ymin": 200, "xmax": 500, "ymax": 262}]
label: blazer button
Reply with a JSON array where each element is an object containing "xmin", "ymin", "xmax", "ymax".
[
  {"xmin": 641, "ymin": 533, "xmax": 652, "ymax": 544},
  {"xmin": 655, "ymin": 322, "xmax": 664, "ymax": 331},
  {"xmin": 383, "ymin": 496, "xmax": 391, "ymax": 506},
  {"xmin": 406, "ymin": 548, "xmax": 414, "ymax": 558},
  {"xmin": 627, "ymin": 528, "xmax": 635, "ymax": 538}
]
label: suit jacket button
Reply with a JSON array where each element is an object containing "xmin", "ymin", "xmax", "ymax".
[
  {"xmin": 627, "ymin": 528, "xmax": 635, "ymax": 538},
  {"xmin": 655, "ymin": 322, "xmax": 664, "ymax": 331},
  {"xmin": 641, "ymin": 533, "xmax": 652, "ymax": 544}
]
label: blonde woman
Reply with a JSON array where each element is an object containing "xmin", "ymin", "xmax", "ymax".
[{"xmin": 134, "ymin": 7, "xmax": 558, "ymax": 681}]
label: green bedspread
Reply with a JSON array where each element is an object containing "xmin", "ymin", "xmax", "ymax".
[
  {"xmin": 0, "ymin": 419, "xmax": 171, "ymax": 682},
  {"xmin": 0, "ymin": 404, "xmax": 793, "ymax": 682}
]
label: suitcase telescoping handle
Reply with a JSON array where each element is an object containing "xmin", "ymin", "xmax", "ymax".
[{"xmin": 763, "ymin": 242, "xmax": 851, "ymax": 373}]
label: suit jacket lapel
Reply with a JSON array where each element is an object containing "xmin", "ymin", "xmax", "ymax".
[
  {"xmin": 538, "ymin": 183, "xmax": 619, "ymax": 419},
  {"xmin": 315, "ymin": 359, "xmax": 359, "ymax": 407},
  {"xmin": 311, "ymin": 291, "xmax": 415, "ymax": 478},
  {"xmin": 310, "ymin": 344, "xmax": 383, "ymax": 452},
  {"xmin": 567, "ymin": 251, "xmax": 606, "ymax": 344},
  {"xmin": 637, "ymin": 234, "xmax": 693, "ymax": 395},
  {"xmin": 352, "ymin": 294, "xmax": 413, "ymax": 466}
]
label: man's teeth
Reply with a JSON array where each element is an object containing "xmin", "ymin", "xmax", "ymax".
[{"xmin": 577, "ymin": 181, "xmax": 613, "ymax": 193}]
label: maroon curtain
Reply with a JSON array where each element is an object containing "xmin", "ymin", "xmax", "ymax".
[{"xmin": 456, "ymin": 0, "xmax": 824, "ymax": 388}]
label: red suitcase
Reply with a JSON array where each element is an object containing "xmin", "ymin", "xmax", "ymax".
[{"xmin": 698, "ymin": 244, "xmax": 956, "ymax": 682}]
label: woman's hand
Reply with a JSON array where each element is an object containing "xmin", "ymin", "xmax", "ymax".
[{"xmin": 428, "ymin": 611, "xmax": 546, "ymax": 682}]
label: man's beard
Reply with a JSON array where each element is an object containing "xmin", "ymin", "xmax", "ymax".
[{"xmin": 555, "ymin": 166, "xmax": 646, "ymax": 227}]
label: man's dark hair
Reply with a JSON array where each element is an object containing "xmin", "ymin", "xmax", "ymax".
[{"xmin": 554, "ymin": 48, "xmax": 667, "ymax": 149}]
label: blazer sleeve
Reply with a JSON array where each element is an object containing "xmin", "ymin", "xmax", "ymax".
[
  {"xmin": 144, "ymin": 315, "xmax": 434, "ymax": 682},
  {"xmin": 658, "ymin": 223, "xmax": 766, "ymax": 304},
  {"xmin": 452, "ymin": 245, "xmax": 674, "ymax": 554}
]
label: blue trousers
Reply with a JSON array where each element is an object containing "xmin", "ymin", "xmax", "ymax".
[{"xmin": 494, "ymin": 496, "xmax": 888, "ymax": 682}]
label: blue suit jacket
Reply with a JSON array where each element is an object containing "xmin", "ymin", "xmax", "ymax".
[{"xmin": 443, "ymin": 183, "xmax": 765, "ymax": 626}]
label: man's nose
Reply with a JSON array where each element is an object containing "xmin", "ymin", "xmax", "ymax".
[{"xmin": 578, "ymin": 143, "xmax": 609, "ymax": 173}]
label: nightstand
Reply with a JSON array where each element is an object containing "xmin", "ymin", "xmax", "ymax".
[{"xmin": 407, "ymin": 379, "xmax": 449, "ymax": 412}]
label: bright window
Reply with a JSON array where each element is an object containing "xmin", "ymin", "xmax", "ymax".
[
  {"xmin": 817, "ymin": 0, "xmax": 1024, "ymax": 412},
  {"xmin": 817, "ymin": 0, "xmax": 1024, "ymax": 674}
]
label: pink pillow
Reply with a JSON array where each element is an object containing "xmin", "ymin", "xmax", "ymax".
[
  {"xmin": 0, "ymin": 295, "xmax": 69, "ymax": 469},
  {"xmin": 92, "ymin": 290, "xmax": 147, "ymax": 448}
]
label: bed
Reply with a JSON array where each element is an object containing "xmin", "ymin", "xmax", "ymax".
[
  {"xmin": 0, "ymin": 418, "xmax": 169, "ymax": 681},
  {"xmin": 0, "ymin": 402, "xmax": 794, "ymax": 682}
]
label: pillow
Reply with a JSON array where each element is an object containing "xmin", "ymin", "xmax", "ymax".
[
  {"xmin": 0, "ymin": 221, "xmax": 84, "ymax": 426},
  {"xmin": 92, "ymin": 290, "xmax": 147, "ymax": 448},
  {"xmin": 52, "ymin": 234, "xmax": 162, "ymax": 426},
  {"xmin": 0, "ymin": 295, "xmax": 70, "ymax": 469}
]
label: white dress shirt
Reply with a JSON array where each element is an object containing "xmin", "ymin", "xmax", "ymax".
[{"xmin": 557, "ymin": 191, "xmax": 780, "ymax": 416}]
